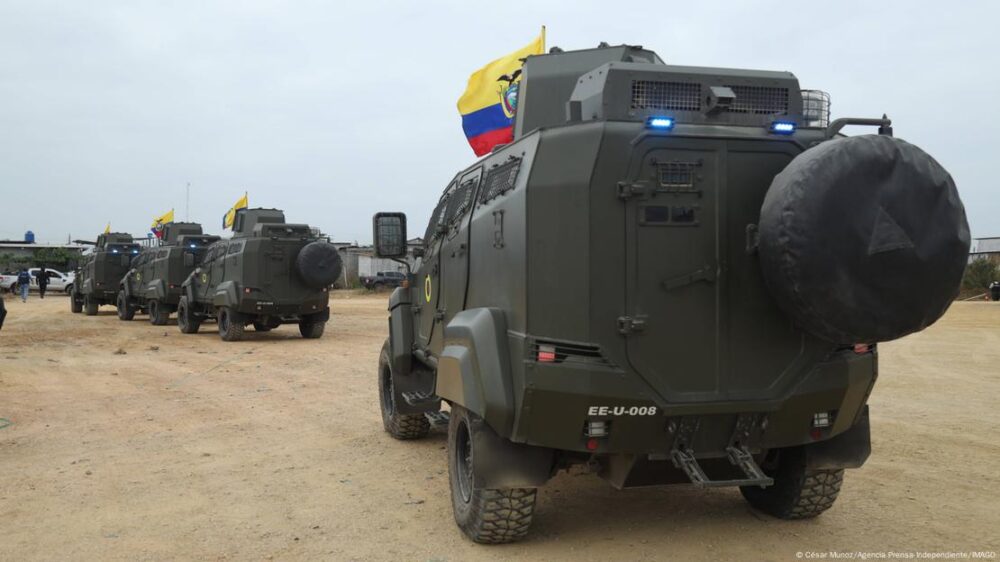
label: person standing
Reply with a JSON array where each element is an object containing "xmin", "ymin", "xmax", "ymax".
[
  {"xmin": 37, "ymin": 266, "xmax": 48, "ymax": 299},
  {"xmin": 17, "ymin": 268, "xmax": 31, "ymax": 303}
]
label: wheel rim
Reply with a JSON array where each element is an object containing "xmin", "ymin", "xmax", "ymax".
[
  {"xmin": 455, "ymin": 419, "xmax": 474, "ymax": 503},
  {"xmin": 381, "ymin": 364, "xmax": 396, "ymax": 417}
]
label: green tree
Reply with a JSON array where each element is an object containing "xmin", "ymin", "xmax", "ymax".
[
  {"xmin": 33, "ymin": 247, "xmax": 73, "ymax": 267},
  {"xmin": 0, "ymin": 252, "xmax": 30, "ymax": 272},
  {"xmin": 962, "ymin": 257, "xmax": 999, "ymax": 291}
]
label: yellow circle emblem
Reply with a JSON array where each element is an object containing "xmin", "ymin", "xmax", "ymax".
[{"xmin": 424, "ymin": 275, "xmax": 432, "ymax": 303}]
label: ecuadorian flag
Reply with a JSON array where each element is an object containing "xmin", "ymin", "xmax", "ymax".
[{"xmin": 457, "ymin": 29, "xmax": 545, "ymax": 156}]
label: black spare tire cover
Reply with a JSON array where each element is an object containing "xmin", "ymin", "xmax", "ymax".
[
  {"xmin": 758, "ymin": 135, "xmax": 970, "ymax": 343},
  {"xmin": 295, "ymin": 241, "xmax": 343, "ymax": 289}
]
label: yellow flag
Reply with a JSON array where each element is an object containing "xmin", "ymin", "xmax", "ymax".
[
  {"xmin": 457, "ymin": 28, "xmax": 545, "ymax": 156},
  {"xmin": 223, "ymin": 193, "xmax": 249, "ymax": 229},
  {"xmin": 104, "ymin": 223, "xmax": 111, "ymax": 235}
]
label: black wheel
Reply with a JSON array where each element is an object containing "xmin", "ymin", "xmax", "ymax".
[
  {"xmin": 218, "ymin": 306, "xmax": 245, "ymax": 342},
  {"xmin": 83, "ymin": 294, "xmax": 98, "ymax": 316},
  {"xmin": 177, "ymin": 296, "xmax": 201, "ymax": 334},
  {"xmin": 116, "ymin": 291, "xmax": 135, "ymax": 321},
  {"xmin": 70, "ymin": 291, "xmax": 83, "ymax": 314},
  {"xmin": 298, "ymin": 319, "xmax": 325, "ymax": 339},
  {"xmin": 378, "ymin": 339, "xmax": 430, "ymax": 440},
  {"xmin": 740, "ymin": 447, "xmax": 844, "ymax": 519},
  {"xmin": 148, "ymin": 299, "xmax": 169, "ymax": 325},
  {"xmin": 448, "ymin": 405, "xmax": 537, "ymax": 544}
]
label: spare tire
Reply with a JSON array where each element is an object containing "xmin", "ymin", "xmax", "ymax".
[
  {"xmin": 758, "ymin": 135, "xmax": 969, "ymax": 343},
  {"xmin": 295, "ymin": 241, "xmax": 343, "ymax": 289}
]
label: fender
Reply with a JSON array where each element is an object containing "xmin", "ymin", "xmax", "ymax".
[
  {"xmin": 388, "ymin": 287, "xmax": 413, "ymax": 375},
  {"xmin": 144, "ymin": 278, "xmax": 167, "ymax": 301},
  {"xmin": 436, "ymin": 308, "xmax": 516, "ymax": 438},
  {"xmin": 212, "ymin": 280, "xmax": 240, "ymax": 308},
  {"xmin": 121, "ymin": 270, "xmax": 134, "ymax": 299}
]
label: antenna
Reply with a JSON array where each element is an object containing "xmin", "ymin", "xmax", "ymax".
[{"xmin": 185, "ymin": 182, "xmax": 191, "ymax": 221}]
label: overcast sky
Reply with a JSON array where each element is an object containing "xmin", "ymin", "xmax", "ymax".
[{"xmin": 1, "ymin": 0, "xmax": 997, "ymax": 244}]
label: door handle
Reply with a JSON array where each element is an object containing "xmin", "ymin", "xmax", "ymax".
[{"xmin": 662, "ymin": 266, "xmax": 716, "ymax": 291}]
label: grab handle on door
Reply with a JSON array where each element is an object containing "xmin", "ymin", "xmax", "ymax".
[{"xmin": 661, "ymin": 265, "xmax": 716, "ymax": 291}]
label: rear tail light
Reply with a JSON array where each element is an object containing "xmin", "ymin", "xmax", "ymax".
[
  {"xmin": 537, "ymin": 345, "xmax": 556, "ymax": 363},
  {"xmin": 853, "ymin": 343, "xmax": 873, "ymax": 354}
]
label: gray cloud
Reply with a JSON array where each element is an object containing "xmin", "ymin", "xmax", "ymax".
[{"xmin": 1, "ymin": 0, "xmax": 996, "ymax": 243}]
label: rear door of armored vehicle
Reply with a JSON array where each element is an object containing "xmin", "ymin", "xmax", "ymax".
[{"xmin": 622, "ymin": 136, "xmax": 816, "ymax": 403}]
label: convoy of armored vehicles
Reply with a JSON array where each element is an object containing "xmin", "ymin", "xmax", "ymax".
[
  {"xmin": 70, "ymin": 208, "xmax": 342, "ymax": 343},
  {"xmin": 47, "ymin": 39, "xmax": 974, "ymax": 547},
  {"xmin": 370, "ymin": 43, "xmax": 970, "ymax": 543}
]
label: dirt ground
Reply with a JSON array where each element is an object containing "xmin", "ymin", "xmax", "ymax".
[{"xmin": 0, "ymin": 293, "xmax": 998, "ymax": 561}]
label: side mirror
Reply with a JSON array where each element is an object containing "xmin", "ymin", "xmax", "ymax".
[
  {"xmin": 183, "ymin": 252, "xmax": 195, "ymax": 267},
  {"xmin": 373, "ymin": 212, "xmax": 407, "ymax": 258}
]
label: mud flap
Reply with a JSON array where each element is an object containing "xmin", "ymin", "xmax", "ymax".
[
  {"xmin": 804, "ymin": 405, "xmax": 871, "ymax": 469},
  {"xmin": 470, "ymin": 412, "xmax": 554, "ymax": 489}
]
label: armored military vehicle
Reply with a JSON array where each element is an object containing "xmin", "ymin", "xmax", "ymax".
[
  {"xmin": 117, "ymin": 222, "xmax": 220, "ymax": 324},
  {"xmin": 371, "ymin": 43, "xmax": 970, "ymax": 543},
  {"xmin": 176, "ymin": 208, "xmax": 342, "ymax": 341},
  {"xmin": 71, "ymin": 233, "xmax": 141, "ymax": 316}
]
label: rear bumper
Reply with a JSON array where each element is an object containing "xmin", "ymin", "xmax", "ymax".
[
  {"xmin": 234, "ymin": 297, "xmax": 329, "ymax": 319},
  {"xmin": 511, "ymin": 350, "xmax": 877, "ymax": 455}
]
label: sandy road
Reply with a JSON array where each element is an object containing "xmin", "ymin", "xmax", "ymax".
[{"xmin": 0, "ymin": 293, "xmax": 998, "ymax": 561}]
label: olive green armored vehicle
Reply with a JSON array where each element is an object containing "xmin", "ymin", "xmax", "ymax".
[
  {"xmin": 71, "ymin": 233, "xmax": 141, "ymax": 316},
  {"xmin": 371, "ymin": 43, "xmax": 970, "ymax": 543},
  {"xmin": 177, "ymin": 208, "xmax": 342, "ymax": 341},
  {"xmin": 117, "ymin": 222, "xmax": 220, "ymax": 325}
]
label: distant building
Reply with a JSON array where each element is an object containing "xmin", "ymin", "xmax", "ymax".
[
  {"xmin": 333, "ymin": 238, "xmax": 424, "ymax": 288},
  {"xmin": 970, "ymin": 237, "xmax": 1000, "ymax": 264}
]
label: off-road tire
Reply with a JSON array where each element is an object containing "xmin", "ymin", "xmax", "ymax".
[
  {"xmin": 148, "ymin": 299, "xmax": 169, "ymax": 325},
  {"xmin": 116, "ymin": 291, "xmax": 135, "ymax": 321},
  {"xmin": 83, "ymin": 294, "xmax": 98, "ymax": 316},
  {"xmin": 378, "ymin": 339, "xmax": 431, "ymax": 440},
  {"xmin": 177, "ymin": 296, "xmax": 201, "ymax": 334},
  {"xmin": 740, "ymin": 447, "xmax": 844, "ymax": 519},
  {"xmin": 298, "ymin": 319, "xmax": 325, "ymax": 339},
  {"xmin": 70, "ymin": 292, "xmax": 83, "ymax": 314},
  {"xmin": 218, "ymin": 306, "xmax": 245, "ymax": 342},
  {"xmin": 448, "ymin": 405, "xmax": 537, "ymax": 544}
]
